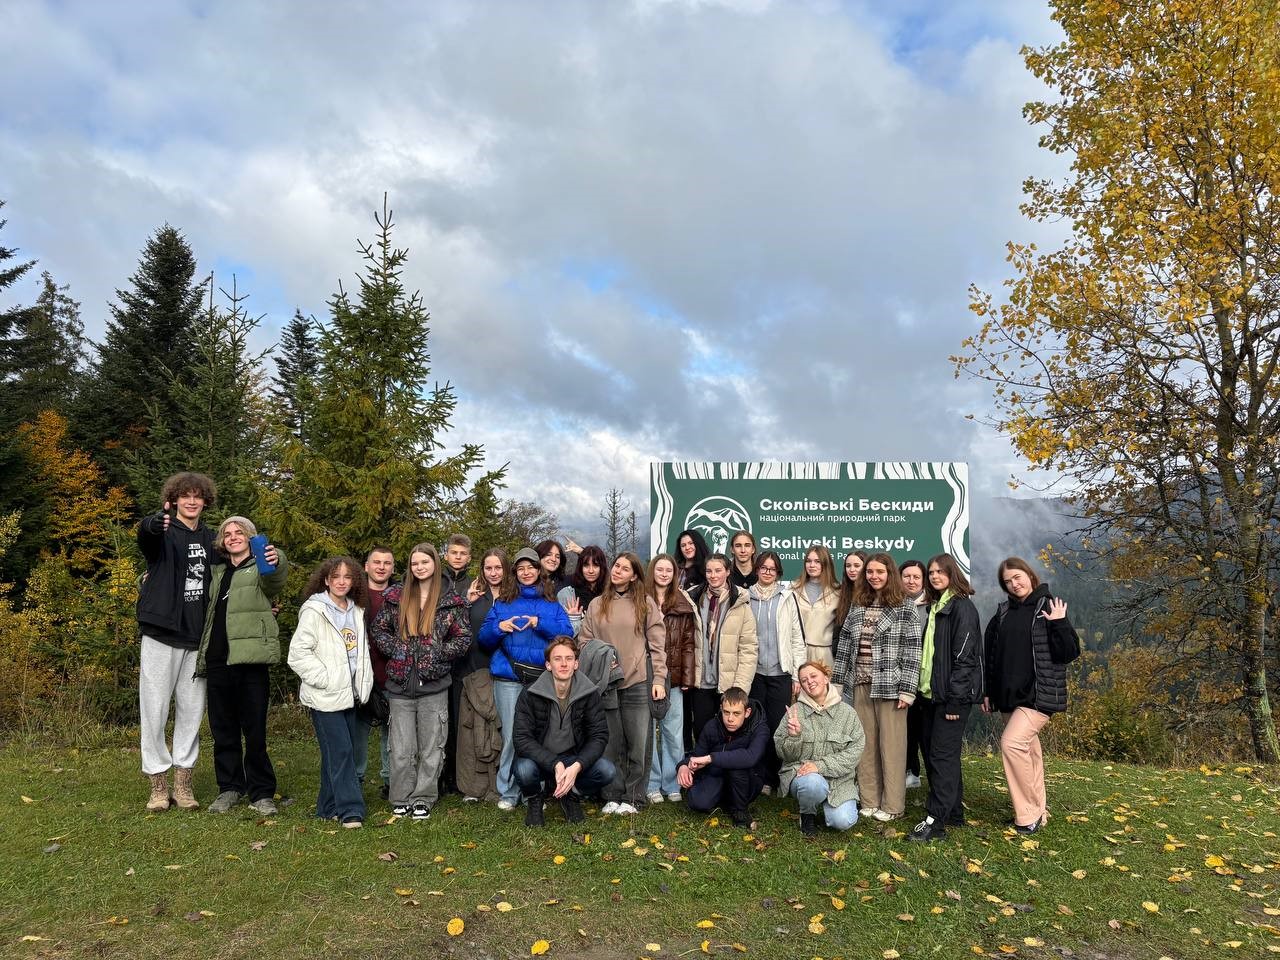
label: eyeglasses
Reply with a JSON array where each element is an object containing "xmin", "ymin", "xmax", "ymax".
[{"xmin": 757, "ymin": 565, "xmax": 778, "ymax": 574}]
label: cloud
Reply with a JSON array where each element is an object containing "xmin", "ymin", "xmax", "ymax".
[{"xmin": 0, "ymin": 0, "xmax": 1068, "ymax": 534}]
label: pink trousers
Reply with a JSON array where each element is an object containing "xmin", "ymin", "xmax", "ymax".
[{"xmin": 1000, "ymin": 706, "xmax": 1050, "ymax": 827}]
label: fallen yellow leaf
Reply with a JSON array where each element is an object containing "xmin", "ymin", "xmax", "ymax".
[
  {"xmin": 1071, "ymin": 869, "xmax": 1087, "ymax": 879},
  {"xmin": 830, "ymin": 897, "xmax": 845, "ymax": 910},
  {"xmin": 447, "ymin": 917, "xmax": 464, "ymax": 936},
  {"xmin": 530, "ymin": 940, "xmax": 550, "ymax": 955},
  {"xmin": 697, "ymin": 919, "xmax": 716, "ymax": 929},
  {"xmin": 553, "ymin": 855, "xmax": 566, "ymax": 865},
  {"xmin": 645, "ymin": 945, "xmax": 661, "ymax": 953},
  {"xmin": 1024, "ymin": 938, "xmax": 1045, "ymax": 947},
  {"xmin": 701, "ymin": 940, "xmax": 711, "ymax": 954},
  {"xmin": 1205, "ymin": 855, "xmax": 1225, "ymax": 868},
  {"xmin": 732, "ymin": 945, "xmax": 747, "ymax": 953},
  {"xmin": 884, "ymin": 950, "xmax": 901, "ymax": 959},
  {"xmin": 1142, "ymin": 901, "xmax": 1160, "ymax": 914},
  {"xmin": 497, "ymin": 902, "xmax": 513, "ymax": 912},
  {"xmin": 395, "ymin": 888, "xmax": 413, "ymax": 896}
]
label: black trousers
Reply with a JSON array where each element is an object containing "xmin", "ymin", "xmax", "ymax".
[
  {"xmin": 919, "ymin": 699, "xmax": 970, "ymax": 823},
  {"xmin": 688, "ymin": 688, "xmax": 720, "ymax": 746},
  {"xmin": 440, "ymin": 671, "xmax": 464, "ymax": 795},
  {"xmin": 686, "ymin": 766, "xmax": 763, "ymax": 814},
  {"xmin": 205, "ymin": 662, "xmax": 276, "ymax": 801},
  {"xmin": 906, "ymin": 698, "xmax": 924, "ymax": 777},
  {"xmin": 749, "ymin": 673, "xmax": 792, "ymax": 788}
]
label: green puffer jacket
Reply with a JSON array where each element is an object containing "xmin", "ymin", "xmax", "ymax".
[
  {"xmin": 196, "ymin": 551, "xmax": 290, "ymax": 674},
  {"xmin": 774, "ymin": 684, "xmax": 865, "ymax": 809}
]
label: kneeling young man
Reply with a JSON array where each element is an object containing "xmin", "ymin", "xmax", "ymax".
[
  {"xmin": 513, "ymin": 637, "xmax": 616, "ymax": 827},
  {"xmin": 677, "ymin": 687, "xmax": 768, "ymax": 828}
]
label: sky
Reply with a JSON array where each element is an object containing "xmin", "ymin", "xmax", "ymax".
[{"xmin": 0, "ymin": 0, "xmax": 1071, "ymax": 542}]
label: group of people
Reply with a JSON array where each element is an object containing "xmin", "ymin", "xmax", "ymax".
[{"xmin": 136, "ymin": 472, "xmax": 1081, "ymax": 840}]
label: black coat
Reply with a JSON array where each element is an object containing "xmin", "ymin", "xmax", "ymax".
[
  {"xmin": 680, "ymin": 697, "xmax": 769, "ymax": 774},
  {"xmin": 922, "ymin": 594, "xmax": 983, "ymax": 714},
  {"xmin": 983, "ymin": 585, "xmax": 1079, "ymax": 715},
  {"xmin": 135, "ymin": 512, "xmax": 217, "ymax": 635},
  {"xmin": 513, "ymin": 672, "xmax": 609, "ymax": 773}
]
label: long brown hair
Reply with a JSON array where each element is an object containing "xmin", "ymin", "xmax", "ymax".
[
  {"xmin": 835, "ymin": 550, "xmax": 869, "ymax": 631},
  {"xmin": 597, "ymin": 551, "xmax": 648, "ymax": 637},
  {"xmin": 852, "ymin": 552, "xmax": 905, "ymax": 607},
  {"xmin": 996, "ymin": 556, "xmax": 1041, "ymax": 596},
  {"xmin": 478, "ymin": 547, "xmax": 512, "ymax": 597},
  {"xmin": 302, "ymin": 556, "xmax": 370, "ymax": 610},
  {"xmin": 501, "ymin": 551, "xmax": 557, "ymax": 602},
  {"xmin": 792, "ymin": 543, "xmax": 838, "ymax": 595},
  {"xmin": 401, "ymin": 542, "xmax": 442, "ymax": 640},
  {"xmin": 923, "ymin": 553, "xmax": 974, "ymax": 604},
  {"xmin": 648, "ymin": 553, "xmax": 682, "ymax": 614}
]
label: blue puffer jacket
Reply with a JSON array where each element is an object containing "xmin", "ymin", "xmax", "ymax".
[{"xmin": 478, "ymin": 585, "xmax": 574, "ymax": 683}]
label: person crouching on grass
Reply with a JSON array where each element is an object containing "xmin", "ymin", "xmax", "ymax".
[
  {"xmin": 677, "ymin": 687, "xmax": 768, "ymax": 829},
  {"xmin": 288, "ymin": 557, "xmax": 373, "ymax": 828},
  {"xmin": 512, "ymin": 637, "xmax": 615, "ymax": 827}
]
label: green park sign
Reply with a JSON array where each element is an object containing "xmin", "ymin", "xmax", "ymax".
[{"xmin": 649, "ymin": 462, "xmax": 970, "ymax": 573}]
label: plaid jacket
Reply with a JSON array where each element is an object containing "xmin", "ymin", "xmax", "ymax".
[{"xmin": 832, "ymin": 598, "xmax": 923, "ymax": 703}]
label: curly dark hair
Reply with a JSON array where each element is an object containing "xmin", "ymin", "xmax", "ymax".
[
  {"xmin": 160, "ymin": 472, "xmax": 217, "ymax": 509},
  {"xmin": 301, "ymin": 556, "xmax": 370, "ymax": 610}
]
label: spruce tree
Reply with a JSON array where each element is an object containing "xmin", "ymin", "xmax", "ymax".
[
  {"xmin": 270, "ymin": 308, "xmax": 319, "ymax": 441},
  {"xmin": 259, "ymin": 198, "xmax": 501, "ymax": 561},
  {"xmin": 0, "ymin": 271, "xmax": 87, "ymax": 432},
  {"xmin": 128, "ymin": 276, "xmax": 271, "ymax": 517},
  {"xmin": 0, "ymin": 200, "xmax": 36, "ymax": 341},
  {"xmin": 74, "ymin": 224, "xmax": 208, "ymax": 495}
]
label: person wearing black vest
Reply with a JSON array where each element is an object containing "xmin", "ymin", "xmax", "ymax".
[{"xmin": 982, "ymin": 557, "xmax": 1080, "ymax": 835}]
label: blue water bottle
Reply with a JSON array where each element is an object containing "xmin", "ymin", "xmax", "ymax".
[{"xmin": 249, "ymin": 534, "xmax": 276, "ymax": 575}]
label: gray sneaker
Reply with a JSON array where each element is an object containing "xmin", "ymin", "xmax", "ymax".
[
  {"xmin": 249, "ymin": 797, "xmax": 278, "ymax": 816},
  {"xmin": 208, "ymin": 790, "xmax": 243, "ymax": 813}
]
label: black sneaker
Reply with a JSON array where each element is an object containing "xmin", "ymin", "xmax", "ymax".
[
  {"xmin": 908, "ymin": 816, "xmax": 947, "ymax": 843},
  {"xmin": 525, "ymin": 796, "xmax": 545, "ymax": 828},
  {"xmin": 799, "ymin": 813, "xmax": 818, "ymax": 837},
  {"xmin": 391, "ymin": 802, "xmax": 410, "ymax": 817},
  {"xmin": 379, "ymin": 783, "xmax": 390, "ymax": 801},
  {"xmin": 411, "ymin": 800, "xmax": 431, "ymax": 820},
  {"xmin": 731, "ymin": 809, "xmax": 752, "ymax": 829},
  {"xmin": 560, "ymin": 795, "xmax": 585, "ymax": 823},
  {"xmin": 1013, "ymin": 817, "xmax": 1042, "ymax": 835}
]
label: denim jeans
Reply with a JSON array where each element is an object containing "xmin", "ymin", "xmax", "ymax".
[
  {"xmin": 352, "ymin": 713, "xmax": 390, "ymax": 786},
  {"xmin": 647, "ymin": 686, "xmax": 685, "ymax": 796},
  {"xmin": 606, "ymin": 683, "xmax": 654, "ymax": 806},
  {"xmin": 513, "ymin": 754, "xmax": 617, "ymax": 798},
  {"xmin": 790, "ymin": 772, "xmax": 859, "ymax": 830},
  {"xmin": 492, "ymin": 679, "xmax": 523, "ymax": 805},
  {"xmin": 310, "ymin": 707, "xmax": 365, "ymax": 823}
]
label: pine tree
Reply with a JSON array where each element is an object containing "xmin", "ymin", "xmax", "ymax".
[
  {"xmin": 259, "ymin": 198, "xmax": 501, "ymax": 561},
  {"xmin": 1, "ymin": 271, "xmax": 87, "ymax": 432},
  {"xmin": 128, "ymin": 276, "xmax": 271, "ymax": 515},
  {"xmin": 271, "ymin": 309, "xmax": 320, "ymax": 441},
  {"xmin": 74, "ymin": 224, "xmax": 208, "ymax": 495}
]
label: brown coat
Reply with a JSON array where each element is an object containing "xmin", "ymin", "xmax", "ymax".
[{"xmin": 659, "ymin": 587, "xmax": 699, "ymax": 689}]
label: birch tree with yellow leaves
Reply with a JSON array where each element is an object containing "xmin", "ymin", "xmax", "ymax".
[{"xmin": 959, "ymin": 0, "xmax": 1280, "ymax": 760}]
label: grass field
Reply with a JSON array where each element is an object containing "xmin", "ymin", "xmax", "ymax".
[{"xmin": 2, "ymin": 707, "xmax": 1277, "ymax": 960}]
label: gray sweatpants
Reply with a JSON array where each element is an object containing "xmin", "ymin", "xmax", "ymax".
[
  {"xmin": 139, "ymin": 634, "xmax": 206, "ymax": 774},
  {"xmin": 388, "ymin": 692, "xmax": 449, "ymax": 805}
]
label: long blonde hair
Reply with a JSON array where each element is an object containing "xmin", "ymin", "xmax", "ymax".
[
  {"xmin": 792, "ymin": 543, "xmax": 838, "ymax": 595},
  {"xmin": 401, "ymin": 542, "xmax": 442, "ymax": 640},
  {"xmin": 597, "ymin": 551, "xmax": 648, "ymax": 637}
]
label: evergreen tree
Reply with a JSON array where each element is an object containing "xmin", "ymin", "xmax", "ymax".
[
  {"xmin": 128, "ymin": 277, "xmax": 272, "ymax": 517},
  {"xmin": 0, "ymin": 200, "xmax": 37, "ymax": 341},
  {"xmin": 74, "ymin": 224, "xmax": 208, "ymax": 495},
  {"xmin": 259, "ymin": 198, "xmax": 501, "ymax": 561},
  {"xmin": 0, "ymin": 271, "xmax": 87, "ymax": 432},
  {"xmin": 270, "ymin": 308, "xmax": 320, "ymax": 440}
]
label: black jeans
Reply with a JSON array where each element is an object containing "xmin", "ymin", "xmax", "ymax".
[
  {"xmin": 688, "ymin": 688, "xmax": 720, "ymax": 746},
  {"xmin": 906, "ymin": 698, "xmax": 924, "ymax": 777},
  {"xmin": 686, "ymin": 766, "xmax": 763, "ymax": 814},
  {"xmin": 919, "ymin": 699, "xmax": 970, "ymax": 823},
  {"xmin": 749, "ymin": 673, "xmax": 792, "ymax": 788},
  {"xmin": 205, "ymin": 662, "xmax": 276, "ymax": 801}
]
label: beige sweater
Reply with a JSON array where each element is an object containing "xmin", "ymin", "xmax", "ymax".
[{"xmin": 581, "ymin": 592, "xmax": 668, "ymax": 689}]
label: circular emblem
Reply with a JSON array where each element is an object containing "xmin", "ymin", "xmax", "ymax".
[{"xmin": 683, "ymin": 496, "xmax": 752, "ymax": 555}]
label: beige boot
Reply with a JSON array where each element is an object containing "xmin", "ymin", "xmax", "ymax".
[
  {"xmin": 146, "ymin": 771, "xmax": 171, "ymax": 812},
  {"xmin": 172, "ymin": 766, "xmax": 200, "ymax": 810}
]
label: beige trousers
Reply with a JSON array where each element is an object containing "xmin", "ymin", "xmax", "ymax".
[
  {"xmin": 1001, "ymin": 706, "xmax": 1051, "ymax": 826},
  {"xmin": 851, "ymin": 683, "xmax": 908, "ymax": 816}
]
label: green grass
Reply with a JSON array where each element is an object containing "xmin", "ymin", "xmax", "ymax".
[{"xmin": 1, "ymin": 707, "xmax": 1277, "ymax": 960}]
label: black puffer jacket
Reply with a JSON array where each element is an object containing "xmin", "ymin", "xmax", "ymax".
[
  {"xmin": 983, "ymin": 584, "xmax": 1079, "ymax": 715},
  {"xmin": 513, "ymin": 670, "xmax": 609, "ymax": 773},
  {"xmin": 679, "ymin": 696, "xmax": 769, "ymax": 773},
  {"xmin": 922, "ymin": 593, "xmax": 983, "ymax": 714}
]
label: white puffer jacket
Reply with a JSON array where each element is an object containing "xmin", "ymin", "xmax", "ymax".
[{"xmin": 287, "ymin": 593, "xmax": 373, "ymax": 712}]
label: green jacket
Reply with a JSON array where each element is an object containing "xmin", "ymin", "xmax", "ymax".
[
  {"xmin": 196, "ymin": 551, "xmax": 290, "ymax": 675},
  {"xmin": 774, "ymin": 685, "xmax": 865, "ymax": 808}
]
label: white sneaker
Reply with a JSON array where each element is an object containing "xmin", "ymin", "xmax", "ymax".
[
  {"xmin": 665, "ymin": 792, "xmax": 682, "ymax": 803},
  {"xmin": 861, "ymin": 806, "xmax": 882, "ymax": 819},
  {"xmin": 600, "ymin": 801, "xmax": 621, "ymax": 815},
  {"xmin": 905, "ymin": 773, "xmax": 922, "ymax": 789},
  {"xmin": 497, "ymin": 799, "xmax": 516, "ymax": 812},
  {"xmin": 873, "ymin": 809, "xmax": 897, "ymax": 822},
  {"xmin": 615, "ymin": 802, "xmax": 639, "ymax": 815},
  {"xmin": 646, "ymin": 792, "xmax": 665, "ymax": 805}
]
